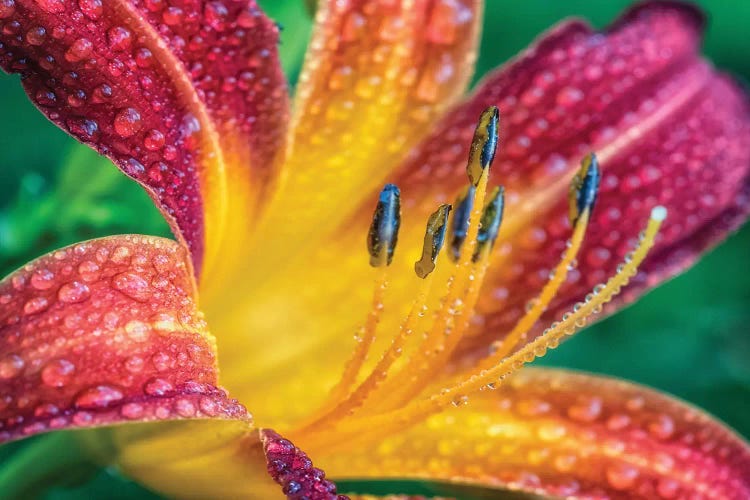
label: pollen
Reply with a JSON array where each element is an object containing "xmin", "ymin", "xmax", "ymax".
[{"xmin": 291, "ymin": 107, "xmax": 666, "ymax": 452}]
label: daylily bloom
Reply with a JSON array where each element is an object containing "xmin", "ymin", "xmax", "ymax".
[{"xmin": 1, "ymin": 0, "xmax": 750, "ymax": 498}]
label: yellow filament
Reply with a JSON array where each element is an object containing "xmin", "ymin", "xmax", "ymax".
[
  {"xmin": 309, "ymin": 208, "xmax": 665, "ymax": 447},
  {"xmin": 479, "ymin": 209, "xmax": 590, "ymax": 369},
  {"xmin": 354, "ymin": 174, "xmax": 491, "ymax": 413},
  {"xmin": 318, "ymin": 264, "xmax": 389, "ymax": 410},
  {"xmin": 302, "ymin": 274, "xmax": 435, "ymax": 429}
]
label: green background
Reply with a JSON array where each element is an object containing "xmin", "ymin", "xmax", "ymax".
[{"xmin": 0, "ymin": 1, "xmax": 748, "ymax": 498}]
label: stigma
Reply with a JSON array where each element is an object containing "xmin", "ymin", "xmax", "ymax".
[{"xmin": 293, "ymin": 107, "xmax": 667, "ymax": 450}]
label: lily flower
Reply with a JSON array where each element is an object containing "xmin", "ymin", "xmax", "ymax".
[{"xmin": 1, "ymin": 0, "xmax": 750, "ymax": 498}]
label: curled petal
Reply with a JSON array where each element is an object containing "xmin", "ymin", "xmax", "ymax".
[
  {"xmin": 317, "ymin": 368, "xmax": 750, "ymax": 499},
  {"xmin": 0, "ymin": 1, "xmax": 289, "ymax": 277},
  {"xmin": 0, "ymin": 236, "xmax": 283, "ymax": 497}
]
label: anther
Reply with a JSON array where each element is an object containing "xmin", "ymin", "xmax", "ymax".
[
  {"xmin": 473, "ymin": 186, "xmax": 505, "ymax": 262},
  {"xmin": 415, "ymin": 204, "xmax": 452, "ymax": 279},
  {"xmin": 466, "ymin": 106, "xmax": 500, "ymax": 187},
  {"xmin": 368, "ymin": 184, "xmax": 401, "ymax": 267},
  {"xmin": 569, "ymin": 153, "xmax": 601, "ymax": 226},
  {"xmin": 448, "ymin": 186, "xmax": 475, "ymax": 262}
]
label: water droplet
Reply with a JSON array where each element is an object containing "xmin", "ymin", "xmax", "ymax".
[
  {"xmin": 41, "ymin": 359, "xmax": 75, "ymax": 387},
  {"xmin": 30, "ymin": 269, "xmax": 55, "ymax": 290},
  {"xmin": 174, "ymin": 398, "xmax": 196, "ymax": 417},
  {"xmin": 65, "ymin": 38, "xmax": 93, "ymax": 62},
  {"xmin": 606, "ymin": 463, "xmax": 639, "ymax": 490},
  {"xmin": 0, "ymin": 0, "xmax": 16, "ymax": 18},
  {"xmin": 113, "ymin": 108, "xmax": 142, "ymax": 138},
  {"xmin": 124, "ymin": 355, "xmax": 144, "ymax": 373},
  {"xmin": 23, "ymin": 297, "xmax": 49, "ymax": 315},
  {"xmin": 567, "ymin": 397, "xmax": 602, "ymax": 422},
  {"xmin": 124, "ymin": 320, "xmax": 149, "ymax": 342},
  {"xmin": 556, "ymin": 86, "xmax": 583, "ymax": 107},
  {"xmin": 107, "ymin": 26, "xmax": 132, "ymax": 51},
  {"xmin": 143, "ymin": 377, "xmax": 173, "ymax": 396},
  {"xmin": 78, "ymin": 0, "xmax": 102, "ymax": 19},
  {"xmin": 0, "ymin": 354, "xmax": 24, "ymax": 379},
  {"xmin": 34, "ymin": 0, "xmax": 64, "ymax": 13},
  {"xmin": 120, "ymin": 402, "xmax": 144, "ymax": 419},
  {"xmin": 144, "ymin": 129, "xmax": 165, "ymax": 150},
  {"xmin": 57, "ymin": 281, "xmax": 90, "ymax": 303},
  {"xmin": 75, "ymin": 385, "xmax": 124, "ymax": 409},
  {"xmin": 134, "ymin": 47, "xmax": 153, "ymax": 68},
  {"xmin": 77, "ymin": 260, "xmax": 100, "ymax": 282},
  {"xmin": 151, "ymin": 351, "xmax": 172, "ymax": 371},
  {"xmin": 204, "ymin": 1, "xmax": 228, "ymax": 31},
  {"xmin": 162, "ymin": 6, "xmax": 183, "ymax": 25},
  {"xmin": 113, "ymin": 272, "xmax": 151, "ymax": 301},
  {"xmin": 25, "ymin": 26, "xmax": 46, "ymax": 45}
]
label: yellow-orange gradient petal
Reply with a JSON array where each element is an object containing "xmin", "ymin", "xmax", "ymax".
[
  {"xmin": 0, "ymin": 236, "xmax": 281, "ymax": 498},
  {"xmin": 316, "ymin": 368, "xmax": 750, "ymax": 499},
  {"xmin": 219, "ymin": 0, "xmax": 483, "ymax": 301}
]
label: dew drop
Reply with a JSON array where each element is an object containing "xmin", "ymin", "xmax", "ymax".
[
  {"xmin": 124, "ymin": 320, "xmax": 149, "ymax": 341},
  {"xmin": 110, "ymin": 245, "xmax": 131, "ymax": 264},
  {"xmin": 25, "ymin": 26, "xmax": 46, "ymax": 45},
  {"xmin": 606, "ymin": 463, "xmax": 639, "ymax": 490},
  {"xmin": 107, "ymin": 26, "xmax": 132, "ymax": 51},
  {"xmin": 0, "ymin": 354, "xmax": 24, "ymax": 379},
  {"xmin": 174, "ymin": 398, "xmax": 196, "ymax": 417},
  {"xmin": 75, "ymin": 385, "xmax": 124, "ymax": 409},
  {"xmin": 78, "ymin": 0, "xmax": 102, "ymax": 19},
  {"xmin": 556, "ymin": 86, "xmax": 583, "ymax": 107},
  {"xmin": 23, "ymin": 297, "xmax": 49, "ymax": 315},
  {"xmin": 124, "ymin": 355, "xmax": 145, "ymax": 373},
  {"xmin": 41, "ymin": 359, "xmax": 75, "ymax": 387},
  {"xmin": 77, "ymin": 260, "xmax": 100, "ymax": 282},
  {"xmin": 0, "ymin": 0, "xmax": 15, "ymax": 18},
  {"xmin": 120, "ymin": 402, "xmax": 144, "ymax": 419},
  {"xmin": 57, "ymin": 281, "xmax": 90, "ymax": 304},
  {"xmin": 113, "ymin": 108, "xmax": 142, "ymax": 138},
  {"xmin": 65, "ymin": 38, "xmax": 93, "ymax": 62},
  {"xmin": 31, "ymin": 269, "xmax": 55, "ymax": 290},
  {"xmin": 204, "ymin": 1, "xmax": 228, "ymax": 31},
  {"xmin": 113, "ymin": 272, "xmax": 151, "ymax": 302},
  {"xmin": 144, "ymin": 377, "xmax": 173, "ymax": 396},
  {"xmin": 34, "ymin": 0, "xmax": 64, "ymax": 13},
  {"xmin": 143, "ymin": 129, "xmax": 165, "ymax": 151}
]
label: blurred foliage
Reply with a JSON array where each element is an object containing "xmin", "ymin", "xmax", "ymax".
[{"xmin": 0, "ymin": 0, "xmax": 748, "ymax": 498}]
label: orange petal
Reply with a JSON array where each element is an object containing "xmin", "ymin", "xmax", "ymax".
[
  {"xmin": 317, "ymin": 368, "xmax": 750, "ymax": 499},
  {"xmin": 233, "ymin": 0, "xmax": 483, "ymax": 294},
  {"xmin": 0, "ymin": 236, "xmax": 285, "ymax": 497},
  {"xmin": 0, "ymin": 1, "xmax": 289, "ymax": 278}
]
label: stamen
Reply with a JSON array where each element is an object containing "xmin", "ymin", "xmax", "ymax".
[
  {"xmin": 394, "ymin": 206, "xmax": 667, "ymax": 426},
  {"xmin": 325, "ymin": 185, "xmax": 401, "ymax": 405},
  {"xmin": 481, "ymin": 155, "xmax": 600, "ymax": 366},
  {"xmin": 307, "ymin": 207, "xmax": 667, "ymax": 448},
  {"xmin": 466, "ymin": 106, "xmax": 500, "ymax": 187},
  {"xmin": 367, "ymin": 183, "xmax": 401, "ymax": 267},
  {"xmin": 569, "ymin": 153, "xmax": 601, "ymax": 226},
  {"xmin": 304, "ymin": 205, "xmax": 453, "ymax": 428},
  {"xmin": 448, "ymin": 185, "xmax": 475, "ymax": 262},
  {"xmin": 415, "ymin": 204, "xmax": 452, "ymax": 279},
  {"xmin": 473, "ymin": 186, "xmax": 505, "ymax": 262}
]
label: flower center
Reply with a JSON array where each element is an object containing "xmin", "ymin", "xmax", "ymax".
[{"xmin": 290, "ymin": 107, "xmax": 666, "ymax": 453}]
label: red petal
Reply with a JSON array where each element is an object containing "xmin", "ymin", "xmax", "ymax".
[
  {"xmin": 0, "ymin": 235, "xmax": 248, "ymax": 442},
  {"xmin": 373, "ymin": 3, "xmax": 750, "ymax": 356},
  {"xmin": 261, "ymin": 428, "xmax": 349, "ymax": 499},
  {"xmin": 0, "ymin": 1, "xmax": 289, "ymax": 276}
]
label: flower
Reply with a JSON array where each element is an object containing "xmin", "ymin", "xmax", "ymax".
[{"xmin": 0, "ymin": 0, "xmax": 749, "ymax": 498}]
